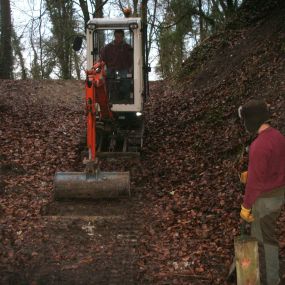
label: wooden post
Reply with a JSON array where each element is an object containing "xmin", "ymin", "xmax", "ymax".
[{"xmin": 234, "ymin": 236, "xmax": 260, "ymax": 285}]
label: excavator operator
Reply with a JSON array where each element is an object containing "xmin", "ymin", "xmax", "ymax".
[
  {"xmin": 100, "ymin": 29, "xmax": 133, "ymax": 103},
  {"xmin": 100, "ymin": 29, "xmax": 133, "ymax": 73}
]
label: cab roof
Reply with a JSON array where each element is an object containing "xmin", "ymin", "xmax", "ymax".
[{"xmin": 87, "ymin": 17, "xmax": 141, "ymax": 29}]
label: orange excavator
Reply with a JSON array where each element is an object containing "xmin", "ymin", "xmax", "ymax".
[{"xmin": 54, "ymin": 16, "xmax": 149, "ymax": 199}]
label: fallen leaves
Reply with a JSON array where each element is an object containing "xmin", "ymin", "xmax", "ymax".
[
  {"xmin": 135, "ymin": 4, "xmax": 285, "ymax": 283},
  {"xmin": 1, "ymin": 3, "xmax": 285, "ymax": 284}
]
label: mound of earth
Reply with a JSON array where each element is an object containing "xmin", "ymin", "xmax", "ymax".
[{"xmin": 136, "ymin": 0, "xmax": 285, "ymax": 284}]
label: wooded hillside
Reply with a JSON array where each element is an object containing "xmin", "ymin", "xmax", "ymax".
[
  {"xmin": 0, "ymin": 0, "xmax": 285, "ymax": 284},
  {"xmin": 138, "ymin": 0, "xmax": 285, "ymax": 283}
]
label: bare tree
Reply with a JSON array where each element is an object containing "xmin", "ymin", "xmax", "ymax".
[
  {"xmin": 77, "ymin": 0, "xmax": 107, "ymax": 29},
  {"xmin": 46, "ymin": 0, "xmax": 76, "ymax": 79},
  {"xmin": 78, "ymin": 0, "xmax": 90, "ymax": 29}
]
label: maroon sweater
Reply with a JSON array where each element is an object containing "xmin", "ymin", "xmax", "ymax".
[
  {"xmin": 243, "ymin": 127, "xmax": 285, "ymax": 208},
  {"xmin": 100, "ymin": 41, "xmax": 133, "ymax": 71}
]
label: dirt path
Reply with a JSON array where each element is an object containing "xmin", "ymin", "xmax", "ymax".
[
  {"xmin": 40, "ymin": 198, "xmax": 142, "ymax": 284},
  {"xmin": 1, "ymin": 199, "xmax": 144, "ymax": 285},
  {"xmin": 0, "ymin": 80, "xmax": 147, "ymax": 284}
]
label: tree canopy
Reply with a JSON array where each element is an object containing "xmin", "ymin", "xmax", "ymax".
[{"xmin": 0, "ymin": 0, "xmax": 250, "ymax": 79}]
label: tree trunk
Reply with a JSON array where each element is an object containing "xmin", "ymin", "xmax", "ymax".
[
  {"xmin": 29, "ymin": 14, "xmax": 41, "ymax": 79},
  {"xmin": 74, "ymin": 51, "xmax": 81, "ymax": 80},
  {"xmin": 0, "ymin": 0, "xmax": 13, "ymax": 79},
  {"xmin": 39, "ymin": 0, "xmax": 44, "ymax": 78},
  {"xmin": 30, "ymin": 34, "xmax": 41, "ymax": 79},
  {"xmin": 147, "ymin": 0, "xmax": 157, "ymax": 60},
  {"xmin": 11, "ymin": 29, "xmax": 27, "ymax": 79},
  {"xmin": 94, "ymin": 0, "xmax": 104, "ymax": 18},
  {"xmin": 198, "ymin": 0, "xmax": 205, "ymax": 41},
  {"xmin": 141, "ymin": 0, "xmax": 148, "ymax": 65},
  {"xmin": 79, "ymin": 0, "xmax": 90, "ymax": 30},
  {"xmin": 132, "ymin": 0, "xmax": 138, "ymax": 16}
]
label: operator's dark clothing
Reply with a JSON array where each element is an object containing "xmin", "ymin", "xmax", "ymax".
[
  {"xmin": 245, "ymin": 127, "xmax": 285, "ymax": 285},
  {"xmin": 100, "ymin": 41, "xmax": 133, "ymax": 104},
  {"xmin": 100, "ymin": 41, "xmax": 133, "ymax": 72}
]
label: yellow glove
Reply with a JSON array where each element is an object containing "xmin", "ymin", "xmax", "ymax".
[
  {"xmin": 240, "ymin": 171, "xmax": 248, "ymax": 184},
  {"xmin": 240, "ymin": 205, "xmax": 254, "ymax": 222}
]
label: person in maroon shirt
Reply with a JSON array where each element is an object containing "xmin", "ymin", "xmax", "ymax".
[
  {"xmin": 100, "ymin": 29, "xmax": 133, "ymax": 73},
  {"xmin": 238, "ymin": 99, "xmax": 285, "ymax": 285},
  {"xmin": 100, "ymin": 30, "xmax": 133, "ymax": 103}
]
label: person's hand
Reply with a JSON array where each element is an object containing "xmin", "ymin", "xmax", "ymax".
[
  {"xmin": 240, "ymin": 205, "xmax": 254, "ymax": 222},
  {"xmin": 240, "ymin": 171, "xmax": 248, "ymax": 184}
]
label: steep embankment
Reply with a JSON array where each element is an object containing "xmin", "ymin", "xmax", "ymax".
[{"xmin": 137, "ymin": 0, "xmax": 285, "ymax": 284}]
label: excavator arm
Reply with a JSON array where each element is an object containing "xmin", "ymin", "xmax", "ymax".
[
  {"xmin": 85, "ymin": 61, "xmax": 113, "ymax": 161},
  {"xmin": 54, "ymin": 61, "xmax": 130, "ymax": 199}
]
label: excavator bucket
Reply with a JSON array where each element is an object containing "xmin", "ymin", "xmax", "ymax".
[{"xmin": 54, "ymin": 171, "xmax": 130, "ymax": 200}]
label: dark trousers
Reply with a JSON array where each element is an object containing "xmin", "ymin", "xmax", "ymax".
[{"xmin": 251, "ymin": 186, "xmax": 285, "ymax": 285}]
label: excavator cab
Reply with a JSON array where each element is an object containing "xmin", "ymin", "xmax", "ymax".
[
  {"xmin": 86, "ymin": 18, "xmax": 148, "ymax": 155},
  {"xmin": 87, "ymin": 19, "xmax": 147, "ymax": 105}
]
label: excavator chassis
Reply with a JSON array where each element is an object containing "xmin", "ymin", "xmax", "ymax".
[{"xmin": 96, "ymin": 126, "xmax": 144, "ymax": 159}]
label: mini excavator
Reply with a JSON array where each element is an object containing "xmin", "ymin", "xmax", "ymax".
[{"xmin": 54, "ymin": 16, "xmax": 149, "ymax": 199}]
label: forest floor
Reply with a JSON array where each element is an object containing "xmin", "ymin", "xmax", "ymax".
[
  {"xmin": 1, "ymin": 1, "xmax": 285, "ymax": 285},
  {"xmin": 0, "ymin": 77, "xmax": 284, "ymax": 285},
  {"xmin": 0, "ymin": 80, "xmax": 148, "ymax": 285}
]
